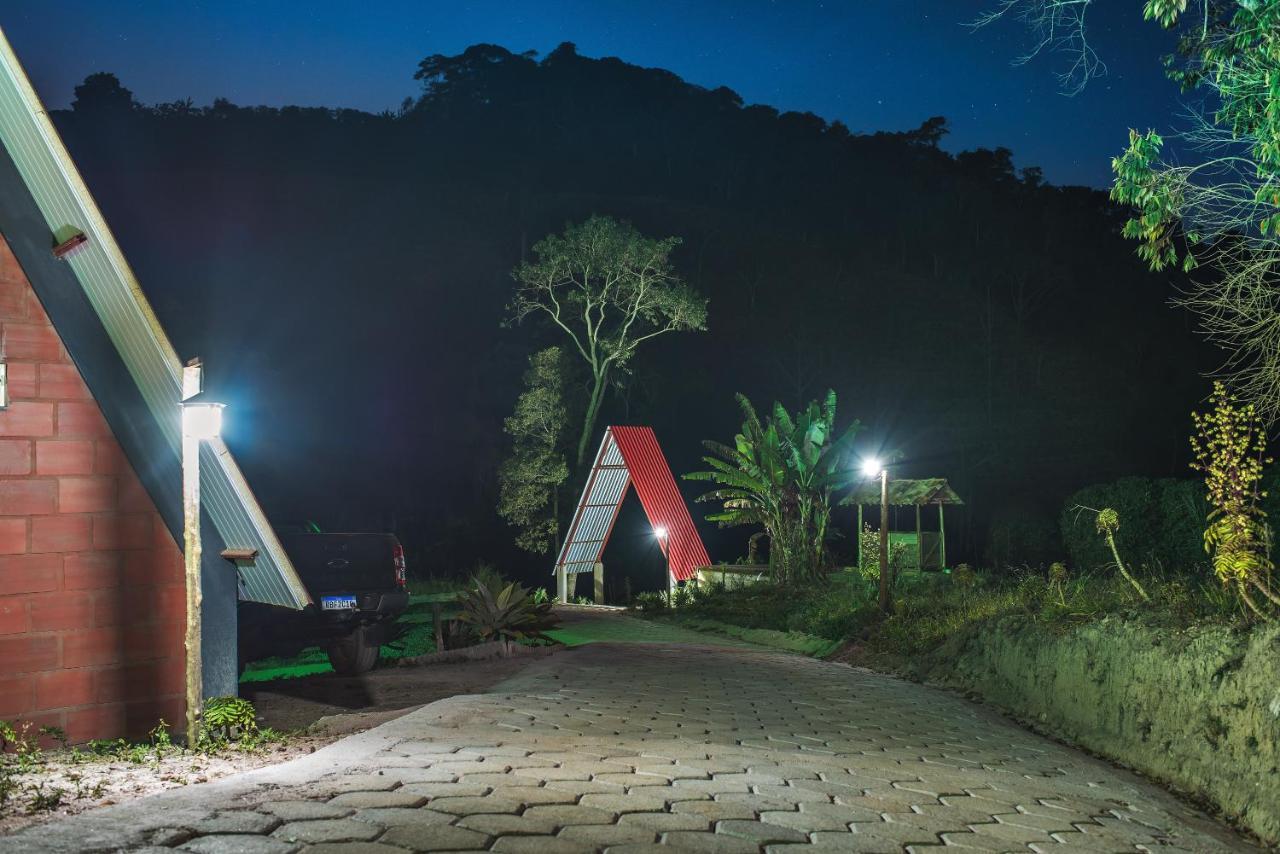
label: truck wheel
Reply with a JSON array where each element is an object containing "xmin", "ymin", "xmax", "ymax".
[{"xmin": 327, "ymin": 626, "xmax": 380, "ymax": 675}]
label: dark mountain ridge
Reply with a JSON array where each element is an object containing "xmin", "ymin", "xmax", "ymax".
[{"xmin": 46, "ymin": 42, "xmax": 1207, "ymax": 576}]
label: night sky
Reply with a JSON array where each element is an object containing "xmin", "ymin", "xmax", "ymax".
[{"xmin": 5, "ymin": 0, "xmax": 1182, "ymax": 187}]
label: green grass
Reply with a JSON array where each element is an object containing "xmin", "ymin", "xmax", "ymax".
[
  {"xmin": 657, "ymin": 616, "xmax": 840, "ymax": 656},
  {"xmin": 240, "ymin": 587, "xmax": 463, "ymax": 684},
  {"xmin": 659, "ymin": 566, "xmax": 1249, "ymax": 664}
]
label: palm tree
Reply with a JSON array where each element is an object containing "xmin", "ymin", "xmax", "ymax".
[{"xmin": 686, "ymin": 391, "xmax": 860, "ymax": 584}]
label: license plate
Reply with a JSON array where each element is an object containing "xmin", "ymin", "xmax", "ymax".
[{"xmin": 321, "ymin": 595, "xmax": 357, "ymax": 611}]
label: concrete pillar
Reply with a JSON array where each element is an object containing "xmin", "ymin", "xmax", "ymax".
[
  {"xmin": 593, "ymin": 561, "xmax": 605, "ymax": 605},
  {"xmin": 556, "ymin": 564, "xmax": 568, "ymax": 604}
]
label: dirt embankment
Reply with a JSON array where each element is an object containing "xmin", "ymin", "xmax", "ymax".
[{"xmin": 909, "ymin": 617, "xmax": 1280, "ymax": 844}]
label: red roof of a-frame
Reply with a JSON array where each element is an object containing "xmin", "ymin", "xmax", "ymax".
[
  {"xmin": 554, "ymin": 426, "xmax": 710, "ymax": 583},
  {"xmin": 611, "ymin": 426, "xmax": 710, "ymax": 582}
]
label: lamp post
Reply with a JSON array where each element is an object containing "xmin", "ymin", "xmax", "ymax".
[
  {"xmin": 655, "ymin": 527, "xmax": 672, "ymax": 598},
  {"xmin": 861, "ymin": 458, "xmax": 892, "ymax": 614},
  {"xmin": 181, "ymin": 401, "xmax": 223, "ymax": 746}
]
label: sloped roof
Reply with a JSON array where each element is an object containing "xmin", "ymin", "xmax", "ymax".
[
  {"xmin": 555, "ymin": 426, "xmax": 710, "ymax": 583},
  {"xmin": 842, "ymin": 477, "xmax": 964, "ymax": 507},
  {"xmin": 0, "ymin": 28, "xmax": 309, "ymax": 608}
]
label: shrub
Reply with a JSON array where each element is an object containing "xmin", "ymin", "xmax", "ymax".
[
  {"xmin": 631, "ymin": 591, "xmax": 669, "ymax": 613},
  {"xmin": 201, "ymin": 697, "xmax": 258, "ymax": 744},
  {"xmin": 456, "ymin": 579, "xmax": 559, "ymax": 645},
  {"xmin": 1061, "ymin": 477, "xmax": 1205, "ymax": 574}
]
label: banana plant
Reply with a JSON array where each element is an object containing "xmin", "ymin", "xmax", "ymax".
[{"xmin": 686, "ymin": 390, "xmax": 860, "ymax": 584}]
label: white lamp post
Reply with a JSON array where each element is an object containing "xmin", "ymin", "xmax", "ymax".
[
  {"xmin": 654, "ymin": 527, "xmax": 673, "ymax": 598},
  {"xmin": 181, "ymin": 401, "xmax": 223, "ymax": 746},
  {"xmin": 860, "ymin": 457, "xmax": 891, "ymax": 614}
]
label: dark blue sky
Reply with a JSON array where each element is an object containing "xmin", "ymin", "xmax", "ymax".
[{"xmin": 4, "ymin": 0, "xmax": 1182, "ymax": 187}]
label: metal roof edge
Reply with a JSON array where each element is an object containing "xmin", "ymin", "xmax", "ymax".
[{"xmin": 0, "ymin": 26, "xmax": 310, "ymax": 608}]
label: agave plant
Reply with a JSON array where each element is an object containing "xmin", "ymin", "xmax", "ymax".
[
  {"xmin": 686, "ymin": 391, "xmax": 860, "ymax": 585},
  {"xmin": 456, "ymin": 579, "xmax": 560, "ymax": 647}
]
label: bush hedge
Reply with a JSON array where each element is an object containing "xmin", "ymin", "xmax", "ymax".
[{"xmin": 1060, "ymin": 477, "xmax": 1205, "ymax": 574}]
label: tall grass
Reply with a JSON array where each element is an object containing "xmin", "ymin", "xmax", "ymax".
[{"xmin": 677, "ymin": 565, "xmax": 1249, "ymax": 658}]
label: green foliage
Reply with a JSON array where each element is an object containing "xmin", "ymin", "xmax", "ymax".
[
  {"xmin": 1111, "ymin": 129, "xmax": 1188, "ymax": 272},
  {"xmin": 508, "ymin": 215, "xmax": 708, "ymax": 465},
  {"xmin": 856, "ymin": 525, "xmax": 913, "ymax": 580},
  {"xmin": 456, "ymin": 579, "xmax": 560, "ymax": 644},
  {"xmin": 200, "ymin": 697, "xmax": 258, "ymax": 746},
  {"xmin": 675, "ymin": 572, "xmax": 880, "ymax": 640},
  {"xmin": 686, "ymin": 391, "xmax": 860, "ymax": 585},
  {"xmin": 1061, "ymin": 477, "xmax": 1206, "ymax": 574},
  {"xmin": 679, "ymin": 562, "xmax": 1248, "ymax": 665},
  {"xmin": 631, "ymin": 590, "xmax": 670, "ymax": 613},
  {"xmin": 1191, "ymin": 381, "xmax": 1280, "ymax": 616},
  {"xmin": 498, "ymin": 347, "xmax": 571, "ymax": 555}
]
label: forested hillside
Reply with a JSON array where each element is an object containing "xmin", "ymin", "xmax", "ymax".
[{"xmin": 51, "ymin": 43, "xmax": 1207, "ymax": 576}]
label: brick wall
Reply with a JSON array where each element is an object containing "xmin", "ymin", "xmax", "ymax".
[{"xmin": 0, "ymin": 236, "xmax": 185, "ymax": 744}]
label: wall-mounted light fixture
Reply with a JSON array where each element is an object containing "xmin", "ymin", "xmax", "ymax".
[
  {"xmin": 52, "ymin": 231, "xmax": 88, "ymax": 260},
  {"xmin": 0, "ymin": 362, "xmax": 7, "ymax": 409}
]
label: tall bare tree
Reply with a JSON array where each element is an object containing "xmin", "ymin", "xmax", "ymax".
[{"xmin": 508, "ymin": 215, "xmax": 708, "ymax": 465}]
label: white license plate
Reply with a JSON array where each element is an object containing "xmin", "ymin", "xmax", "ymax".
[{"xmin": 321, "ymin": 595, "xmax": 357, "ymax": 611}]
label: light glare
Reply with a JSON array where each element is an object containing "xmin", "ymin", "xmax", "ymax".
[
  {"xmin": 861, "ymin": 457, "xmax": 882, "ymax": 478},
  {"xmin": 654, "ymin": 526, "xmax": 668, "ymax": 539},
  {"xmin": 182, "ymin": 403, "xmax": 224, "ymax": 441}
]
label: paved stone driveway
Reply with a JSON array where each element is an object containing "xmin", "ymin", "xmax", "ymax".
[{"xmin": 2, "ymin": 641, "xmax": 1253, "ymax": 853}]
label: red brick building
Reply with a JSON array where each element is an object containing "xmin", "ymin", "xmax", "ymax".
[
  {"xmin": 0, "ymin": 238, "xmax": 187, "ymax": 742},
  {"xmin": 0, "ymin": 29, "xmax": 309, "ymax": 742}
]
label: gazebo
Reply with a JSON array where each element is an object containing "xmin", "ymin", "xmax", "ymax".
[{"xmin": 842, "ymin": 478, "xmax": 964, "ymax": 571}]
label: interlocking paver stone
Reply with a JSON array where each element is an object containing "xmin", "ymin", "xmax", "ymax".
[
  {"xmin": 272, "ymin": 818, "xmax": 382, "ymax": 844},
  {"xmin": 490, "ymin": 836, "xmax": 595, "ymax": 853},
  {"xmin": 558, "ymin": 824, "xmax": 661, "ymax": 846},
  {"xmin": 521, "ymin": 804, "xmax": 617, "ymax": 826},
  {"xmin": 180, "ymin": 835, "xmax": 300, "ymax": 854},
  {"xmin": 714, "ymin": 818, "xmax": 809, "ymax": 844},
  {"xmin": 351, "ymin": 807, "xmax": 454, "ymax": 826},
  {"xmin": 378, "ymin": 823, "xmax": 490, "ymax": 850},
  {"xmin": 189, "ymin": 811, "xmax": 282, "ymax": 835},
  {"xmin": 328, "ymin": 790, "xmax": 428, "ymax": 809},
  {"xmin": 322, "ymin": 775, "xmax": 402, "ymax": 794},
  {"xmin": 258, "ymin": 800, "xmax": 353, "ymax": 821}
]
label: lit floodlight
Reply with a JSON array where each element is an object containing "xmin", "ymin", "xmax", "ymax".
[
  {"xmin": 654, "ymin": 526, "xmax": 668, "ymax": 540},
  {"xmin": 860, "ymin": 457, "xmax": 883, "ymax": 478},
  {"xmin": 182, "ymin": 402, "xmax": 224, "ymax": 441}
]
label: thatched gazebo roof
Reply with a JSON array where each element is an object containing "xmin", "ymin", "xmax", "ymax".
[{"xmin": 841, "ymin": 477, "xmax": 964, "ymax": 507}]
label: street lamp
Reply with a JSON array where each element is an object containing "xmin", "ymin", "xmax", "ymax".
[
  {"xmin": 860, "ymin": 456, "xmax": 892, "ymax": 614},
  {"xmin": 180, "ymin": 400, "xmax": 224, "ymax": 746}
]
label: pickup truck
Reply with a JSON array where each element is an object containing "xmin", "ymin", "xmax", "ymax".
[{"xmin": 239, "ymin": 532, "xmax": 410, "ymax": 675}]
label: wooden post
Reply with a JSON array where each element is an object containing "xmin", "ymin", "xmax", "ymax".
[
  {"xmin": 938, "ymin": 501, "xmax": 947, "ymax": 569},
  {"xmin": 593, "ymin": 561, "xmax": 604, "ymax": 604},
  {"xmin": 878, "ymin": 470, "xmax": 891, "ymax": 613},
  {"xmin": 182, "ymin": 431, "xmax": 202, "ymax": 747},
  {"xmin": 915, "ymin": 503, "xmax": 922, "ymax": 571},
  {"xmin": 432, "ymin": 602, "xmax": 444, "ymax": 652},
  {"xmin": 857, "ymin": 503, "xmax": 864, "ymax": 571}
]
